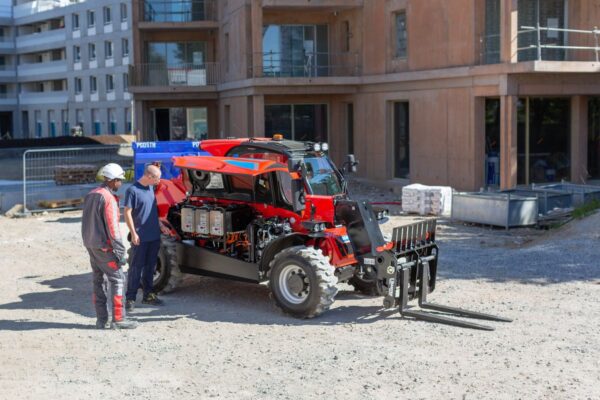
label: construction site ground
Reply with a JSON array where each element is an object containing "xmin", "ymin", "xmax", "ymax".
[{"xmin": 0, "ymin": 184, "xmax": 598, "ymax": 399}]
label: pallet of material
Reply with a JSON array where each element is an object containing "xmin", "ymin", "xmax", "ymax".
[
  {"xmin": 38, "ymin": 198, "xmax": 84, "ymax": 209},
  {"xmin": 54, "ymin": 164, "xmax": 97, "ymax": 185}
]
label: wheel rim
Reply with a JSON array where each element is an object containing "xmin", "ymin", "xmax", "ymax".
[
  {"xmin": 278, "ymin": 264, "xmax": 310, "ymax": 304},
  {"xmin": 153, "ymin": 259, "xmax": 163, "ymax": 285}
]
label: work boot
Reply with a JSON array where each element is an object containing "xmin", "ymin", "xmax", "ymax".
[
  {"xmin": 95, "ymin": 319, "xmax": 110, "ymax": 330},
  {"xmin": 111, "ymin": 319, "xmax": 139, "ymax": 330},
  {"xmin": 125, "ymin": 299, "xmax": 135, "ymax": 312},
  {"xmin": 142, "ymin": 292, "xmax": 164, "ymax": 306}
]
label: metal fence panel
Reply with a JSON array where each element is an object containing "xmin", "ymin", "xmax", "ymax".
[{"xmin": 23, "ymin": 145, "xmax": 133, "ymax": 212}]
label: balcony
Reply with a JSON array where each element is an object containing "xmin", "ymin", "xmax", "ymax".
[
  {"xmin": 16, "ymin": 29, "xmax": 66, "ymax": 51},
  {"xmin": 139, "ymin": 0, "xmax": 217, "ymax": 27},
  {"xmin": 261, "ymin": 0, "xmax": 363, "ymax": 9},
  {"xmin": 0, "ymin": 37, "xmax": 15, "ymax": 53},
  {"xmin": 13, "ymin": 0, "xmax": 84, "ymax": 19},
  {"xmin": 0, "ymin": 92, "xmax": 17, "ymax": 106},
  {"xmin": 0, "ymin": 65, "xmax": 16, "ymax": 80},
  {"xmin": 19, "ymin": 91, "xmax": 68, "ymax": 105},
  {"xmin": 18, "ymin": 60, "xmax": 67, "ymax": 78},
  {"xmin": 482, "ymin": 25, "xmax": 600, "ymax": 65},
  {"xmin": 249, "ymin": 51, "xmax": 361, "ymax": 78},
  {"xmin": 129, "ymin": 63, "xmax": 221, "ymax": 88}
]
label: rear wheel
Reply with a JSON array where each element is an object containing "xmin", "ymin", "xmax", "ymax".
[
  {"xmin": 152, "ymin": 235, "xmax": 183, "ymax": 293},
  {"xmin": 268, "ymin": 246, "xmax": 338, "ymax": 319}
]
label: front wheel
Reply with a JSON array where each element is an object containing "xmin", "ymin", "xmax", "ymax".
[
  {"xmin": 152, "ymin": 235, "xmax": 183, "ymax": 293},
  {"xmin": 268, "ymin": 246, "xmax": 338, "ymax": 319}
]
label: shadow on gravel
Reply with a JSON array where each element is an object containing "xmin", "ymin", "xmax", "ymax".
[
  {"xmin": 44, "ymin": 216, "xmax": 82, "ymax": 224},
  {"xmin": 0, "ymin": 273, "xmax": 182, "ymax": 331},
  {"xmin": 128, "ymin": 277, "xmax": 398, "ymax": 327},
  {"xmin": 0, "ymin": 320, "xmax": 91, "ymax": 330}
]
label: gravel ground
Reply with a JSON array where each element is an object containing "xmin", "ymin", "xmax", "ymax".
[{"xmin": 0, "ymin": 191, "xmax": 599, "ymax": 399}]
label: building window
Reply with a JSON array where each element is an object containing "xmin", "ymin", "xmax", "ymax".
[
  {"xmin": 103, "ymin": 6, "xmax": 112, "ymax": 25},
  {"xmin": 120, "ymin": 3, "xmax": 128, "ymax": 22},
  {"xmin": 394, "ymin": 12, "xmax": 407, "ymax": 59},
  {"xmin": 342, "ymin": 21, "xmax": 350, "ymax": 52},
  {"xmin": 72, "ymin": 14, "xmax": 80, "ymax": 30},
  {"xmin": 88, "ymin": 10, "xmax": 96, "ymax": 27},
  {"xmin": 484, "ymin": 0, "xmax": 501, "ymax": 64},
  {"xmin": 122, "ymin": 38, "xmax": 129, "ymax": 57},
  {"xmin": 108, "ymin": 108, "xmax": 117, "ymax": 134},
  {"xmin": 76, "ymin": 109, "xmax": 84, "ymax": 132},
  {"xmin": 517, "ymin": 97, "xmax": 571, "ymax": 184},
  {"xmin": 92, "ymin": 109, "xmax": 101, "ymax": 135},
  {"xmin": 90, "ymin": 76, "xmax": 97, "ymax": 93},
  {"xmin": 393, "ymin": 102, "xmax": 409, "ymax": 178},
  {"xmin": 73, "ymin": 45, "xmax": 81, "ymax": 62},
  {"xmin": 262, "ymin": 25, "xmax": 329, "ymax": 77},
  {"xmin": 123, "ymin": 73, "xmax": 129, "ymax": 91},
  {"xmin": 74, "ymin": 77, "xmax": 82, "ymax": 94},
  {"xmin": 264, "ymin": 104, "xmax": 328, "ymax": 142},
  {"xmin": 105, "ymin": 41, "xmax": 113, "ymax": 59},
  {"xmin": 89, "ymin": 43, "xmax": 96, "ymax": 60},
  {"xmin": 106, "ymin": 75, "xmax": 114, "ymax": 92},
  {"xmin": 52, "ymin": 79, "xmax": 64, "ymax": 91}
]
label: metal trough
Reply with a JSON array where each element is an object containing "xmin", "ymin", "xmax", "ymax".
[
  {"xmin": 533, "ymin": 182, "xmax": 600, "ymax": 206},
  {"xmin": 501, "ymin": 187, "xmax": 572, "ymax": 215},
  {"xmin": 452, "ymin": 192, "xmax": 538, "ymax": 229}
]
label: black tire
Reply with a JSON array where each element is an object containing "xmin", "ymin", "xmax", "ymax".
[
  {"xmin": 152, "ymin": 235, "xmax": 183, "ymax": 293},
  {"xmin": 268, "ymin": 246, "xmax": 338, "ymax": 319}
]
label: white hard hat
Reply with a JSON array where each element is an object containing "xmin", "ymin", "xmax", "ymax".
[{"xmin": 99, "ymin": 163, "xmax": 126, "ymax": 180}]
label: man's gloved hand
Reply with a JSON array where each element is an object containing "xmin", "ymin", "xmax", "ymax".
[{"xmin": 117, "ymin": 256, "xmax": 127, "ymax": 267}]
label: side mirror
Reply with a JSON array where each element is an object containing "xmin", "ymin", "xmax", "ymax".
[
  {"xmin": 291, "ymin": 178, "xmax": 306, "ymax": 213},
  {"xmin": 343, "ymin": 154, "xmax": 359, "ymax": 174}
]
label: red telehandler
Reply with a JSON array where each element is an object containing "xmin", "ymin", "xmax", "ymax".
[{"xmin": 141, "ymin": 136, "xmax": 510, "ymax": 330}]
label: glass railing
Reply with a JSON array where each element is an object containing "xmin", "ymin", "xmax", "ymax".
[
  {"xmin": 250, "ymin": 51, "xmax": 361, "ymax": 77},
  {"xmin": 141, "ymin": 0, "xmax": 217, "ymax": 22},
  {"xmin": 130, "ymin": 63, "xmax": 221, "ymax": 86}
]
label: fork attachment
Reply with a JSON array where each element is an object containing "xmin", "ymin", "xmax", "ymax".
[{"xmin": 397, "ymin": 259, "xmax": 512, "ymax": 331}]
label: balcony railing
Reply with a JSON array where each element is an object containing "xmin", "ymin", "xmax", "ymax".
[
  {"xmin": 13, "ymin": 0, "xmax": 84, "ymax": 19},
  {"xmin": 15, "ymin": 28, "xmax": 66, "ymax": 49},
  {"xmin": 250, "ymin": 51, "xmax": 361, "ymax": 78},
  {"xmin": 518, "ymin": 25, "xmax": 600, "ymax": 62},
  {"xmin": 141, "ymin": 0, "xmax": 217, "ymax": 23},
  {"xmin": 130, "ymin": 63, "xmax": 221, "ymax": 87}
]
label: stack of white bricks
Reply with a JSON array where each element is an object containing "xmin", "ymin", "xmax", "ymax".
[{"xmin": 401, "ymin": 184, "xmax": 452, "ymax": 216}]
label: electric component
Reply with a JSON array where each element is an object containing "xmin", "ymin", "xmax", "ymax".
[
  {"xmin": 181, "ymin": 206, "xmax": 195, "ymax": 233},
  {"xmin": 195, "ymin": 206, "xmax": 211, "ymax": 235},
  {"xmin": 210, "ymin": 208, "xmax": 225, "ymax": 236}
]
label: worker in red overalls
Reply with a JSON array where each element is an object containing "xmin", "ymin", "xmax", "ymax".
[{"xmin": 82, "ymin": 163, "xmax": 138, "ymax": 329}]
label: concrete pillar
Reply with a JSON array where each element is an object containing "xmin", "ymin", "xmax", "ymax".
[
  {"xmin": 250, "ymin": 95, "xmax": 264, "ymax": 137},
  {"xmin": 571, "ymin": 96, "xmax": 588, "ymax": 183},
  {"xmin": 133, "ymin": 100, "xmax": 146, "ymax": 140},
  {"xmin": 473, "ymin": 97, "xmax": 486, "ymax": 189},
  {"xmin": 250, "ymin": 0, "xmax": 263, "ymax": 78},
  {"xmin": 500, "ymin": 95, "xmax": 518, "ymax": 189},
  {"xmin": 500, "ymin": 0, "xmax": 518, "ymax": 63}
]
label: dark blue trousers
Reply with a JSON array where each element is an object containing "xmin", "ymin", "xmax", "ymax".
[{"xmin": 126, "ymin": 239, "xmax": 161, "ymax": 301}]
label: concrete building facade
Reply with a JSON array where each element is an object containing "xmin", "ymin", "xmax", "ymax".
[
  {"xmin": 130, "ymin": 0, "xmax": 600, "ymax": 190},
  {"xmin": 0, "ymin": 0, "xmax": 133, "ymax": 139}
]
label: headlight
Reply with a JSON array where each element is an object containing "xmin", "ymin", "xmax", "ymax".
[
  {"xmin": 313, "ymin": 143, "xmax": 321, "ymax": 151},
  {"xmin": 321, "ymin": 143, "xmax": 329, "ymax": 151}
]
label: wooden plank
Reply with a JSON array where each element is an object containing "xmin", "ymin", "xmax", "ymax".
[{"xmin": 38, "ymin": 198, "xmax": 84, "ymax": 209}]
